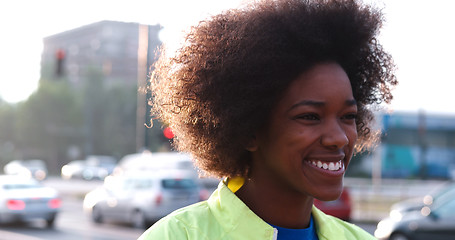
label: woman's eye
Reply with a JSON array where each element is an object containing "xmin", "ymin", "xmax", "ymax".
[
  {"xmin": 296, "ymin": 114, "xmax": 320, "ymax": 121},
  {"xmin": 342, "ymin": 113, "xmax": 357, "ymax": 121}
]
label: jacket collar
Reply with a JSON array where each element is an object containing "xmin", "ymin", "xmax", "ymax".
[
  {"xmin": 208, "ymin": 178, "xmax": 348, "ymax": 240},
  {"xmin": 207, "ymin": 181, "xmax": 277, "ymax": 240},
  {"xmin": 312, "ymin": 205, "xmax": 347, "ymax": 240}
]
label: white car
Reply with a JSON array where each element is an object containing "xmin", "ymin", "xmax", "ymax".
[
  {"xmin": 4, "ymin": 159, "xmax": 48, "ymax": 181},
  {"xmin": 83, "ymin": 170, "xmax": 207, "ymax": 228},
  {"xmin": 113, "ymin": 151, "xmax": 220, "ymax": 191},
  {"xmin": 61, "ymin": 155, "xmax": 116, "ymax": 180},
  {"xmin": 113, "ymin": 152, "xmax": 196, "ymax": 175},
  {"xmin": 0, "ymin": 175, "xmax": 61, "ymax": 227}
]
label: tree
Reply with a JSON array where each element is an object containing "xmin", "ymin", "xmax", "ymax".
[
  {"xmin": 14, "ymin": 80, "xmax": 84, "ymax": 173},
  {"xmin": 0, "ymin": 100, "xmax": 17, "ymax": 167},
  {"xmin": 1, "ymin": 66, "xmax": 172, "ymax": 175}
]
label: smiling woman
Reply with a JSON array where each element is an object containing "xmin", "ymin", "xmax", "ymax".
[
  {"xmin": 140, "ymin": 0, "xmax": 397, "ymax": 239},
  {"xmin": 245, "ymin": 63, "xmax": 358, "ymax": 205}
]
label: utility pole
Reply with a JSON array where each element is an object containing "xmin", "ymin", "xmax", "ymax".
[
  {"xmin": 373, "ymin": 114, "xmax": 388, "ymax": 192},
  {"xmin": 418, "ymin": 110, "xmax": 427, "ymax": 179},
  {"xmin": 136, "ymin": 24, "xmax": 149, "ymax": 152}
]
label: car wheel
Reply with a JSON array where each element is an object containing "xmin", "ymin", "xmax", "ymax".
[
  {"xmin": 92, "ymin": 206, "xmax": 103, "ymax": 223},
  {"xmin": 131, "ymin": 210, "xmax": 146, "ymax": 229},
  {"xmin": 390, "ymin": 232, "xmax": 410, "ymax": 240}
]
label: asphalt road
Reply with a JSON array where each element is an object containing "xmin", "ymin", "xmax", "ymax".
[{"xmin": 0, "ymin": 178, "xmax": 377, "ymax": 240}]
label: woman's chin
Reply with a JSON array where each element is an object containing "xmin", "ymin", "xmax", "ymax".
[{"xmin": 313, "ymin": 187, "xmax": 343, "ymax": 202}]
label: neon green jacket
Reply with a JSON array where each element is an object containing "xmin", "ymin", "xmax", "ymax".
[{"xmin": 138, "ymin": 181, "xmax": 375, "ymax": 240}]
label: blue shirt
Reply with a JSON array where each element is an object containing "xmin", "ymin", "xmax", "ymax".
[{"xmin": 269, "ymin": 215, "xmax": 319, "ymax": 240}]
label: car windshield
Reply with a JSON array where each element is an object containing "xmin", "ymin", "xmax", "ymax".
[
  {"xmin": 433, "ymin": 184, "xmax": 455, "ymax": 205},
  {"xmin": 23, "ymin": 160, "xmax": 45, "ymax": 167},
  {"xmin": 175, "ymin": 161, "xmax": 195, "ymax": 170},
  {"xmin": 122, "ymin": 178, "xmax": 154, "ymax": 190},
  {"xmin": 433, "ymin": 198, "xmax": 455, "ymax": 219},
  {"xmin": 161, "ymin": 179, "xmax": 197, "ymax": 189},
  {"xmin": 2, "ymin": 183, "xmax": 41, "ymax": 190}
]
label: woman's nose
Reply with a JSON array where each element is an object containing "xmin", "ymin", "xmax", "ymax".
[{"xmin": 320, "ymin": 120, "xmax": 349, "ymax": 149}]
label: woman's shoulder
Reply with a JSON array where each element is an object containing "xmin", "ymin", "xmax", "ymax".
[{"xmin": 137, "ymin": 201, "xmax": 215, "ymax": 240}]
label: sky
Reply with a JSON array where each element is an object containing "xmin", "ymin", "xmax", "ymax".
[{"xmin": 0, "ymin": 0, "xmax": 454, "ymax": 116}]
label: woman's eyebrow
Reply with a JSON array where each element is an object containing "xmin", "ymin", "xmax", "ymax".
[
  {"xmin": 288, "ymin": 100, "xmax": 325, "ymax": 112},
  {"xmin": 288, "ymin": 99, "xmax": 357, "ymax": 112}
]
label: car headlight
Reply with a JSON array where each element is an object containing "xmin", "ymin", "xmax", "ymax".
[
  {"xmin": 390, "ymin": 209, "xmax": 403, "ymax": 221},
  {"xmin": 34, "ymin": 170, "xmax": 47, "ymax": 180},
  {"xmin": 61, "ymin": 165, "xmax": 73, "ymax": 179},
  {"xmin": 374, "ymin": 219, "xmax": 395, "ymax": 239}
]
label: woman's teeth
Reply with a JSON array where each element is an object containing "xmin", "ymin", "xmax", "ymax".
[{"xmin": 311, "ymin": 160, "xmax": 343, "ymax": 171}]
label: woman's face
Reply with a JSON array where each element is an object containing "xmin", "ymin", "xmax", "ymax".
[{"xmin": 249, "ymin": 62, "xmax": 358, "ymax": 201}]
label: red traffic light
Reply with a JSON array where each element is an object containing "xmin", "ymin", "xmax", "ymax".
[
  {"xmin": 163, "ymin": 127, "xmax": 174, "ymax": 139},
  {"xmin": 56, "ymin": 49, "xmax": 65, "ymax": 60}
]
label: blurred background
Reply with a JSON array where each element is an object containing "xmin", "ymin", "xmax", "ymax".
[{"xmin": 0, "ymin": 0, "xmax": 454, "ymax": 239}]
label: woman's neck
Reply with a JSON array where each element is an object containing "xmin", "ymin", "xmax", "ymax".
[{"xmin": 235, "ymin": 177, "xmax": 314, "ymax": 229}]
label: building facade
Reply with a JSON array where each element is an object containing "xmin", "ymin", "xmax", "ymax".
[
  {"xmin": 37, "ymin": 20, "xmax": 165, "ymax": 167},
  {"xmin": 41, "ymin": 20, "xmax": 162, "ymax": 87},
  {"xmin": 381, "ymin": 112, "xmax": 455, "ymax": 179}
]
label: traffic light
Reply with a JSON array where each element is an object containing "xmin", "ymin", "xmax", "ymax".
[
  {"xmin": 163, "ymin": 127, "xmax": 174, "ymax": 139},
  {"xmin": 55, "ymin": 48, "xmax": 65, "ymax": 77}
]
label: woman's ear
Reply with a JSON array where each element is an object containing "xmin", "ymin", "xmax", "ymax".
[{"xmin": 245, "ymin": 136, "xmax": 258, "ymax": 152}]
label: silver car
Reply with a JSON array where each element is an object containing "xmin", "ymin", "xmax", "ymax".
[
  {"xmin": 388, "ymin": 182, "xmax": 455, "ymax": 219},
  {"xmin": 0, "ymin": 175, "xmax": 61, "ymax": 227},
  {"xmin": 83, "ymin": 170, "xmax": 205, "ymax": 228},
  {"xmin": 375, "ymin": 193, "xmax": 455, "ymax": 240},
  {"xmin": 113, "ymin": 151, "xmax": 220, "ymax": 192},
  {"xmin": 61, "ymin": 155, "xmax": 116, "ymax": 180},
  {"xmin": 3, "ymin": 159, "xmax": 48, "ymax": 181},
  {"xmin": 113, "ymin": 152, "xmax": 196, "ymax": 175}
]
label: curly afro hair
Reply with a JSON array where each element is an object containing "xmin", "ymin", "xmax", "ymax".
[{"xmin": 150, "ymin": 0, "xmax": 397, "ymax": 178}]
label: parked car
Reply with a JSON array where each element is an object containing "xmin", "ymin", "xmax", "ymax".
[
  {"xmin": 113, "ymin": 151, "xmax": 220, "ymax": 192},
  {"xmin": 61, "ymin": 160, "xmax": 85, "ymax": 180},
  {"xmin": 0, "ymin": 175, "xmax": 61, "ymax": 227},
  {"xmin": 86, "ymin": 155, "xmax": 117, "ymax": 176},
  {"xmin": 3, "ymin": 159, "xmax": 48, "ymax": 181},
  {"xmin": 61, "ymin": 155, "xmax": 116, "ymax": 180},
  {"xmin": 388, "ymin": 181, "xmax": 455, "ymax": 219},
  {"xmin": 313, "ymin": 187, "xmax": 352, "ymax": 221},
  {"xmin": 374, "ymin": 193, "xmax": 455, "ymax": 240},
  {"xmin": 113, "ymin": 151, "xmax": 196, "ymax": 175},
  {"xmin": 83, "ymin": 170, "xmax": 206, "ymax": 228}
]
